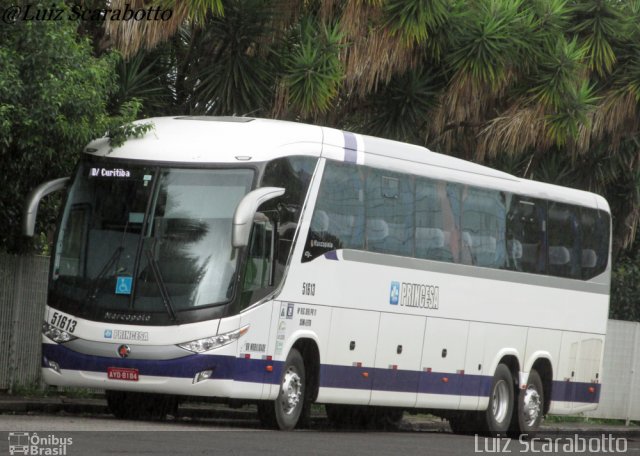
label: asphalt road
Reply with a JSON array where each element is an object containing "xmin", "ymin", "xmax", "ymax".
[{"xmin": 2, "ymin": 414, "xmax": 640, "ymax": 456}]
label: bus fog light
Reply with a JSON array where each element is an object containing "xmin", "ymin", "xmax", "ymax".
[
  {"xmin": 48, "ymin": 360, "xmax": 60, "ymax": 373},
  {"xmin": 194, "ymin": 369, "xmax": 213, "ymax": 384}
]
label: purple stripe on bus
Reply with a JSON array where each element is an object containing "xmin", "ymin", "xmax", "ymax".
[
  {"xmin": 42, "ymin": 343, "xmax": 282, "ymax": 384},
  {"xmin": 343, "ymin": 131, "xmax": 358, "ymax": 163},
  {"xmin": 324, "ymin": 251, "xmax": 339, "ymax": 260},
  {"xmin": 551, "ymin": 380, "xmax": 601, "ymax": 404},
  {"xmin": 43, "ymin": 343, "xmax": 601, "ymax": 404}
]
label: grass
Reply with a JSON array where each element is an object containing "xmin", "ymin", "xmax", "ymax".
[{"xmin": 6, "ymin": 383, "xmax": 99, "ymax": 399}]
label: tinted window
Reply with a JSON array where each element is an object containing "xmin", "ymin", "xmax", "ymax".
[
  {"xmin": 580, "ymin": 208, "xmax": 610, "ymax": 279},
  {"xmin": 304, "ymin": 161, "xmax": 365, "ymax": 261},
  {"xmin": 547, "ymin": 203, "xmax": 581, "ymax": 279},
  {"xmin": 415, "ymin": 179, "xmax": 454, "ymax": 262},
  {"xmin": 462, "ymin": 188, "xmax": 506, "ymax": 268},
  {"xmin": 261, "ymin": 156, "xmax": 317, "ymax": 269},
  {"xmin": 365, "ymin": 169, "xmax": 414, "ymax": 256},
  {"xmin": 303, "ymin": 160, "xmax": 609, "ymax": 281},
  {"xmin": 505, "ymin": 197, "xmax": 546, "ymax": 274}
]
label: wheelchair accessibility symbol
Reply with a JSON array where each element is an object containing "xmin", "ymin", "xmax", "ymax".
[{"xmin": 115, "ymin": 276, "xmax": 132, "ymax": 295}]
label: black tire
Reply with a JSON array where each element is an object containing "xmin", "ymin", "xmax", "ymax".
[
  {"xmin": 511, "ymin": 369, "xmax": 544, "ymax": 437},
  {"xmin": 484, "ymin": 364, "xmax": 515, "ymax": 436},
  {"xmin": 259, "ymin": 348, "xmax": 306, "ymax": 430},
  {"xmin": 106, "ymin": 391, "xmax": 177, "ymax": 421}
]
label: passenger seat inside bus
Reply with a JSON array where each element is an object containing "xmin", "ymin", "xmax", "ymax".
[
  {"xmin": 548, "ymin": 245, "xmax": 571, "ymax": 276},
  {"xmin": 366, "ymin": 218, "xmax": 389, "ymax": 252},
  {"xmin": 415, "ymin": 227, "xmax": 453, "ymax": 261}
]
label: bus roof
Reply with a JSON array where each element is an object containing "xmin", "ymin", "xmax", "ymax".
[{"xmin": 84, "ymin": 116, "xmax": 609, "ymax": 212}]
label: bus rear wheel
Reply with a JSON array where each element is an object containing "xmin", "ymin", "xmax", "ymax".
[
  {"xmin": 484, "ymin": 364, "xmax": 515, "ymax": 435},
  {"xmin": 512, "ymin": 369, "xmax": 544, "ymax": 437}
]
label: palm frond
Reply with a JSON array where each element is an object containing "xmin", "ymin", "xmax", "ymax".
[
  {"xmin": 105, "ymin": 0, "xmax": 223, "ymax": 59},
  {"xmin": 361, "ymin": 67, "xmax": 442, "ymax": 144},
  {"xmin": 338, "ymin": 1, "xmax": 417, "ymax": 97},
  {"xmin": 280, "ymin": 20, "xmax": 344, "ymax": 117},
  {"xmin": 382, "ymin": 0, "xmax": 449, "ymax": 45},
  {"xmin": 570, "ymin": 0, "xmax": 625, "ymax": 76},
  {"xmin": 447, "ymin": 0, "xmax": 533, "ymax": 89},
  {"xmin": 478, "ymin": 103, "xmax": 548, "ymax": 160}
]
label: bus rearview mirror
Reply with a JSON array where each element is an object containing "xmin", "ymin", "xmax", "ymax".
[
  {"xmin": 23, "ymin": 177, "xmax": 70, "ymax": 237},
  {"xmin": 232, "ymin": 187, "xmax": 285, "ymax": 248}
]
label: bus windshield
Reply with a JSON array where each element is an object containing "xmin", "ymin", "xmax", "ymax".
[{"xmin": 51, "ymin": 160, "xmax": 254, "ymax": 320}]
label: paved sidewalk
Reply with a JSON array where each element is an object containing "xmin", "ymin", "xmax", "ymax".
[{"xmin": 1, "ymin": 394, "xmax": 638, "ymax": 436}]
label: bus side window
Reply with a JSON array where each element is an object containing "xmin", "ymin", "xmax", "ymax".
[
  {"xmin": 243, "ymin": 215, "xmax": 274, "ymax": 291},
  {"xmin": 365, "ymin": 170, "xmax": 414, "ymax": 256},
  {"xmin": 461, "ymin": 187, "xmax": 506, "ymax": 268},
  {"xmin": 240, "ymin": 213, "xmax": 276, "ymax": 309},
  {"xmin": 303, "ymin": 161, "xmax": 364, "ymax": 262},
  {"xmin": 548, "ymin": 203, "xmax": 581, "ymax": 279},
  {"xmin": 261, "ymin": 156, "xmax": 317, "ymax": 271},
  {"xmin": 580, "ymin": 208, "xmax": 609, "ymax": 279},
  {"xmin": 415, "ymin": 178, "xmax": 454, "ymax": 262},
  {"xmin": 505, "ymin": 197, "xmax": 546, "ymax": 274}
]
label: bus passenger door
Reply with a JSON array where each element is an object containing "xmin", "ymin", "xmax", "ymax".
[
  {"xmin": 370, "ymin": 313, "xmax": 426, "ymax": 407},
  {"xmin": 416, "ymin": 318, "xmax": 469, "ymax": 410}
]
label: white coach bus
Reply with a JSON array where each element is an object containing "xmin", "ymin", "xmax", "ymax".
[{"xmin": 24, "ymin": 117, "xmax": 610, "ymax": 435}]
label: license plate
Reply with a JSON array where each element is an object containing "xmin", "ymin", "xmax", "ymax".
[{"xmin": 107, "ymin": 367, "xmax": 139, "ymax": 381}]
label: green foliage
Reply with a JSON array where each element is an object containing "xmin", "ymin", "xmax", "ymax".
[
  {"xmin": 610, "ymin": 250, "xmax": 640, "ymax": 321},
  {"xmin": 6, "ymin": 0, "xmax": 640, "ymax": 323},
  {"xmin": 360, "ymin": 67, "xmax": 442, "ymax": 144},
  {"xmin": 106, "ymin": 100, "xmax": 155, "ymax": 148},
  {"xmin": 545, "ymin": 80, "xmax": 598, "ymax": 146},
  {"xmin": 570, "ymin": 0, "xmax": 625, "ymax": 77},
  {"xmin": 189, "ymin": 0, "xmax": 276, "ymax": 116},
  {"xmin": 449, "ymin": 0, "xmax": 532, "ymax": 88},
  {"xmin": 0, "ymin": 7, "xmax": 138, "ymax": 253},
  {"xmin": 383, "ymin": 0, "xmax": 449, "ymax": 45},
  {"xmin": 112, "ymin": 52, "xmax": 175, "ymax": 116},
  {"xmin": 283, "ymin": 20, "xmax": 344, "ymax": 117}
]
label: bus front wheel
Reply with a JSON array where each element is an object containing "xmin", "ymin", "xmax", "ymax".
[{"xmin": 258, "ymin": 348, "xmax": 306, "ymax": 430}]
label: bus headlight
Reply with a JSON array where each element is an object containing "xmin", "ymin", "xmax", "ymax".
[
  {"xmin": 42, "ymin": 322, "xmax": 77, "ymax": 343},
  {"xmin": 177, "ymin": 325, "xmax": 250, "ymax": 353}
]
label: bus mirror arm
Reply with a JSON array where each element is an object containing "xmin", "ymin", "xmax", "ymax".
[
  {"xmin": 23, "ymin": 177, "xmax": 71, "ymax": 237},
  {"xmin": 232, "ymin": 187, "xmax": 285, "ymax": 248}
]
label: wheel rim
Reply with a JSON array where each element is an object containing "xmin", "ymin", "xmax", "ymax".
[
  {"xmin": 491, "ymin": 379, "xmax": 510, "ymax": 424},
  {"xmin": 522, "ymin": 385, "xmax": 542, "ymax": 427},
  {"xmin": 279, "ymin": 366, "xmax": 302, "ymax": 415}
]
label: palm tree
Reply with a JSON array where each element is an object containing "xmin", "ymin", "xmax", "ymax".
[{"xmin": 104, "ymin": 0, "xmax": 640, "ymax": 259}]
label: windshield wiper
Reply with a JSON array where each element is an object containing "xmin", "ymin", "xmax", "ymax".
[
  {"xmin": 84, "ymin": 246, "xmax": 124, "ymax": 303},
  {"xmin": 144, "ymin": 249, "xmax": 178, "ymax": 322}
]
